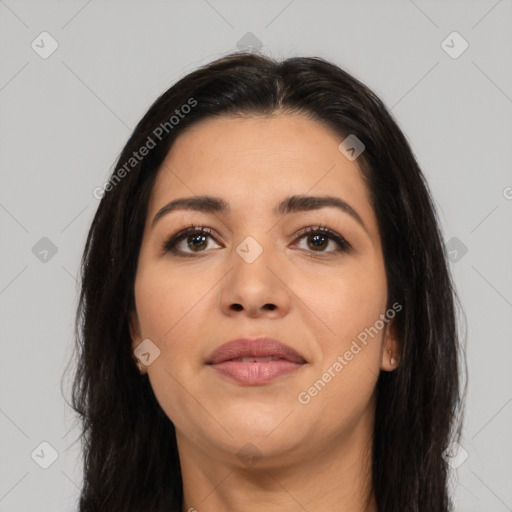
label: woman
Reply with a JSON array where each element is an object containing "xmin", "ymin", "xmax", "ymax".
[{"xmin": 67, "ymin": 52, "xmax": 466, "ymax": 511}]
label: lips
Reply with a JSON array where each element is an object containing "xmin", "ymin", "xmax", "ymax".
[
  {"xmin": 205, "ymin": 337, "xmax": 307, "ymax": 385},
  {"xmin": 205, "ymin": 337, "xmax": 307, "ymax": 365}
]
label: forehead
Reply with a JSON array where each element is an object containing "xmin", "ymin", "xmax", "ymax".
[{"xmin": 147, "ymin": 114, "xmax": 375, "ymax": 230}]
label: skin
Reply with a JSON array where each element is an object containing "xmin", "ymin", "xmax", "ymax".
[{"xmin": 130, "ymin": 113, "xmax": 401, "ymax": 512}]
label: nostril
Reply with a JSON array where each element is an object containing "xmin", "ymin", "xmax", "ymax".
[{"xmin": 230, "ymin": 303, "xmax": 276, "ymax": 312}]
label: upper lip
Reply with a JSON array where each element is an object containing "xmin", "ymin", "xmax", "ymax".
[{"xmin": 206, "ymin": 337, "xmax": 307, "ymax": 365}]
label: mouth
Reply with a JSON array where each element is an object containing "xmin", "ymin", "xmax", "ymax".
[
  {"xmin": 205, "ymin": 337, "xmax": 307, "ymax": 385},
  {"xmin": 228, "ymin": 356, "xmax": 288, "ymax": 363}
]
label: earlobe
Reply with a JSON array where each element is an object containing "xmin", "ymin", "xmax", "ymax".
[{"xmin": 381, "ymin": 319, "xmax": 401, "ymax": 372}]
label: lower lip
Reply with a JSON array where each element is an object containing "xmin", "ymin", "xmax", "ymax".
[{"xmin": 208, "ymin": 360, "xmax": 305, "ymax": 385}]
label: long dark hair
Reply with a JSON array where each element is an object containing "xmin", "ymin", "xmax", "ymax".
[{"xmin": 64, "ymin": 52, "xmax": 466, "ymax": 511}]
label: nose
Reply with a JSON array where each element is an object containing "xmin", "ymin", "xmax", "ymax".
[{"xmin": 219, "ymin": 242, "xmax": 291, "ymax": 319}]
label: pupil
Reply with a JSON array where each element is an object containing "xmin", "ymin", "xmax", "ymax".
[
  {"xmin": 310, "ymin": 234, "xmax": 327, "ymax": 250},
  {"xmin": 189, "ymin": 234, "xmax": 207, "ymax": 250}
]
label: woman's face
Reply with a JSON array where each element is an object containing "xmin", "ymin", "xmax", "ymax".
[{"xmin": 131, "ymin": 113, "xmax": 399, "ymax": 466}]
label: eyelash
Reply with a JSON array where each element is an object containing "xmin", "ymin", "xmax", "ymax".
[{"xmin": 162, "ymin": 223, "xmax": 352, "ymax": 257}]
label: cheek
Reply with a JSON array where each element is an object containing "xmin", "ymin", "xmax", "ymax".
[
  {"xmin": 294, "ymin": 258, "xmax": 388, "ymax": 348},
  {"xmin": 134, "ymin": 268, "xmax": 212, "ymax": 428},
  {"xmin": 134, "ymin": 260, "xmax": 225, "ymax": 374},
  {"xmin": 134, "ymin": 263, "xmax": 200, "ymax": 341},
  {"xmin": 292, "ymin": 261, "xmax": 387, "ymax": 426}
]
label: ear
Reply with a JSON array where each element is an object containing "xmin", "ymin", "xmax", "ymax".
[
  {"xmin": 380, "ymin": 318, "xmax": 401, "ymax": 372},
  {"xmin": 129, "ymin": 310, "xmax": 142, "ymax": 353},
  {"xmin": 129, "ymin": 310, "xmax": 148, "ymax": 375}
]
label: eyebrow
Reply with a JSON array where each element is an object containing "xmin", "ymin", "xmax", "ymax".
[{"xmin": 151, "ymin": 194, "xmax": 368, "ymax": 232}]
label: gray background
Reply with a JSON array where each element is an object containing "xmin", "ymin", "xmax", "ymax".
[{"xmin": 1, "ymin": 0, "xmax": 511, "ymax": 510}]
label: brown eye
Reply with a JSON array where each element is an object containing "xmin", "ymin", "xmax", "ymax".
[
  {"xmin": 162, "ymin": 225, "xmax": 222, "ymax": 255},
  {"xmin": 183, "ymin": 233, "xmax": 209, "ymax": 252},
  {"xmin": 306, "ymin": 233, "xmax": 329, "ymax": 251},
  {"xmin": 294, "ymin": 225, "xmax": 351, "ymax": 254}
]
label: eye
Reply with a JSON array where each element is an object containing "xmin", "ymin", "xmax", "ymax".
[
  {"xmin": 293, "ymin": 225, "xmax": 351, "ymax": 254},
  {"xmin": 162, "ymin": 223, "xmax": 351, "ymax": 257},
  {"xmin": 162, "ymin": 224, "xmax": 222, "ymax": 256}
]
